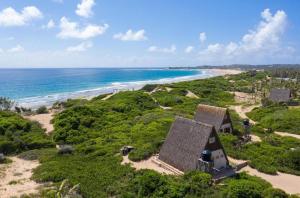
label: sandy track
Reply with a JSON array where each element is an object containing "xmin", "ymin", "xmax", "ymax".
[
  {"xmin": 186, "ymin": 90, "xmax": 199, "ymax": 99},
  {"xmin": 228, "ymin": 157, "xmax": 300, "ymax": 194},
  {"xmin": 231, "ymin": 104, "xmax": 300, "ymax": 140},
  {"xmin": 242, "ymin": 166, "xmax": 300, "ymax": 194},
  {"xmin": 122, "ymin": 155, "xmax": 177, "ymax": 175},
  {"xmin": 101, "ymin": 93, "xmax": 115, "ymax": 101},
  {"xmin": 0, "ymin": 157, "xmax": 41, "ymax": 198},
  {"xmin": 25, "ymin": 112, "xmax": 54, "ymax": 134},
  {"xmin": 274, "ymin": 132, "xmax": 300, "ymax": 140},
  {"xmin": 230, "ymin": 105, "xmax": 258, "ymax": 124}
]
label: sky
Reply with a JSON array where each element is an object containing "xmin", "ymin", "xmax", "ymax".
[{"xmin": 0, "ymin": 0, "xmax": 299, "ymax": 68}]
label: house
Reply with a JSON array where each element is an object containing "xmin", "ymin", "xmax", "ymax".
[
  {"xmin": 269, "ymin": 88, "xmax": 292, "ymax": 103},
  {"xmin": 194, "ymin": 104, "xmax": 233, "ymax": 133},
  {"xmin": 158, "ymin": 117, "xmax": 229, "ymax": 173}
]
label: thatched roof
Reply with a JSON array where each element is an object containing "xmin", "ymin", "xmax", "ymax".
[
  {"xmin": 269, "ymin": 88, "xmax": 291, "ymax": 102},
  {"xmin": 159, "ymin": 117, "xmax": 216, "ymax": 172},
  {"xmin": 194, "ymin": 104, "xmax": 228, "ymax": 132}
]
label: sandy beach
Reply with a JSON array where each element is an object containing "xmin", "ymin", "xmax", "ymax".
[{"xmin": 17, "ymin": 69, "xmax": 242, "ymax": 109}]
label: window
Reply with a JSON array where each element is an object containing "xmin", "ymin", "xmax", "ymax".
[{"xmin": 209, "ymin": 137, "xmax": 215, "ymax": 144}]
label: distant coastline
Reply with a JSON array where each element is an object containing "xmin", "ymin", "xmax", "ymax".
[{"xmin": 0, "ymin": 68, "xmax": 241, "ymax": 109}]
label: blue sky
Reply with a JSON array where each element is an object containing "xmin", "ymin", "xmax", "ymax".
[{"xmin": 0, "ymin": 0, "xmax": 299, "ymax": 67}]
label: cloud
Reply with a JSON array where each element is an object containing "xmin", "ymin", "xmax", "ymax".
[
  {"xmin": 57, "ymin": 17, "xmax": 108, "ymax": 39},
  {"xmin": 76, "ymin": 0, "xmax": 95, "ymax": 18},
  {"xmin": 148, "ymin": 45, "xmax": 176, "ymax": 53},
  {"xmin": 43, "ymin": 19, "xmax": 55, "ymax": 29},
  {"xmin": 113, "ymin": 29, "xmax": 147, "ymax": 41},
  {"xmin": 67, "ymin": 41, "xmax": 93, "ymax": 52},
  {"xmin": 0, "ymin": 48, "xmax": 3, "ymax": 53},
  {"xmin": 185, "ymin": 46, "xmax": 194, "ymax": 53},
  {"xmin": 7, "ymin": 45, "xmax": 24, "ymax": 53},
  {"xmin": 0, "ymin": 6, "xmax": 43, "ymax": 27},
  {"xmin": 199, "ymin": 32, "xmax": 206, "ymax": 43},
  {"xmin": 199, "ymin": 9, "xmax": 289, "ymax": 63}
]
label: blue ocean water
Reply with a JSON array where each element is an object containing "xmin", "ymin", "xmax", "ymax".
[{"xmin": 0, "ymin": 68, "xmax": 213, "ymax": 107}]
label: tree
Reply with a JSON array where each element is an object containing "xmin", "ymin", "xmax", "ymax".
[{"xmin": 0, "ymin": 97, "xmax": 14, "ymax": 111}]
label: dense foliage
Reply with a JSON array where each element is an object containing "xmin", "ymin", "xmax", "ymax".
[
  {"xmin": 220, "ymin": 134, "xmax": 300, "ymax": 175},
  {"xmin": 0, "ymin": 111, "xmax": 53, "ymax": 154},
  {"xmin": 247, "ymin": 105, "xmax": 300, "ymax": 134}
]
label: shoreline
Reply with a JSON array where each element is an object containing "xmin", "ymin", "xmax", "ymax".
[{"xmin": 16, "ymin": 69, "xmax": 242, "ymax": 109}]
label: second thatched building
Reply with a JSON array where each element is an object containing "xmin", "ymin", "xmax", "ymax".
[{"xmin": 194, "ymin": 104, "xmax": 233, "ymax": 133}]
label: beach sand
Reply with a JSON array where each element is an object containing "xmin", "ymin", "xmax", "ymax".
[
  {"xmin": 24, "ymin": 111, "xmax": 54, "ymax": 135},
  {"xmin": 0, "ymin": 157, "xmax": 42, "ymax": 198}
]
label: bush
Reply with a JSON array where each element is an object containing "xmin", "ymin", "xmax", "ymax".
[
  {"xmin": 262, "ymin": 188, "xmax": 288, "ymax": 198},
  {"xmin": 0, "ymin": 97, "xmax": 14, "ymax": 111},
  {"xmin": 0, "ymin": 111, "xmax": 53, "ymax": 154},
  {"xmin": 57, "ymin": 145, "xmax": 74, "ymax": 155},
  {"xmin": 225, "ymin": 180, "xmax": 264, "ymax": 198},
  {"xmin": 141, "ymin": 84, "xmax": 158, "ymax": 92},
  {"xmin": 36, "ymin": 106, "xmax": 48, "ymax": 114}
]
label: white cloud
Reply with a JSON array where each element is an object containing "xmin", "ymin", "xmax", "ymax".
[
  {"xmin": 8, "ymin": 45, "xmax": 24, "ymax": 53},
  {"xmin": 148, "ymin": 45, "xmax": 176, "ymax": 53},
  {"xmin": 199, "ymin": 32, "xmax": 206, "ymax": 43},
  {"xmin": 76, "ymin": 0, "xmax": 95, "ymax": 18},
  {"xmin": 185, "ymin": 46, "xmax": 194, "ymax": 53},
  {"xmin": 57, "ymin": 17, "xmax": 109, "ymax": 40},
  {"xmin": 0, "ymin": 6, "xmax": 43, "ymax": 27},
  {"xmin": 67, "ymin": 41, "xmax": 93, "ymax": 52},
  {"xmin": 43, "ymin": 19, "xmax": 55, "ymax": 29},
  {"xmin": 199, "ymin": 9, "xmax": 289, "ymax": 63},
  {"xmin": 48, "ymin": 19, "xmax": 55, "ymax": 29},
  {"xmin": 0, "ymin": 48, "xmax": 3, "ymax": 53},
  {"xmin": 113, "ymin": 29, "xmax": 147, "ymax": 41}
]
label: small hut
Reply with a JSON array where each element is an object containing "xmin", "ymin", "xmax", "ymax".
[
  {"xmin": 269, "ymin": 88, "xmax": 292, "ymax": 103},
  {"xmin": 194, "ymin": 104, "xmax": 233, "ymax": 133},
  {"xmin": 158, "ymin": 117, "xmax": 229, "ymax": 173}
]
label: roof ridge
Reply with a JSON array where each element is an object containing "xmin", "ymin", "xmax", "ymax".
[
  {"xmin": 175, "ymin": 116, "xmax": 214, "ymax": 129},
  {"xmin": 197, "ymin": 104, "xmax": 227, "ymax": 111}
]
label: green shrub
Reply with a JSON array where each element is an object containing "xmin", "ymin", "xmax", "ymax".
[
  {"xmin": 262, "ymin": 188, "xmax": 288, "ymax": 198},
  {"xmin": 141, "ymin": 84, "xmax": 158, "ymax": 92},
  {"xmin": 225, "ymin": 180, "xmax": 264, "ymax": 198},
  {"xmin": 0, "ymin": 111, "xmax": 53, "ymax": 154},
  {"xmin": 36, "ymin": 106, "xmax": 48, "ymax": 114}
]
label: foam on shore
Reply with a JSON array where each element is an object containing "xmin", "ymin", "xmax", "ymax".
[{"xmin": 17, "ymin": 69, "xmax": 241, "ymax": 109}]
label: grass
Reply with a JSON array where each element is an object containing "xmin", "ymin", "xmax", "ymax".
[{"xmin": 247, "ymin": 105, "xmax": 300, "ymax": 134}]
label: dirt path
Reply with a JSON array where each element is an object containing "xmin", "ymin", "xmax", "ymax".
[
  {"xmin": 228, "ymin": 157, "xmax": 300, "ymax": 194},
  {"xmin": 122, "ymin": 155, "xmax": 178, "ymax": 175},
  {"xmin": 274, "ymin": 132, "xmax": 300, "ymax": 140},
  {"xmin": 0, "ymin": 157, "xmax": 42, "ymax": 198},
  {"xmin": 230, "ymin": 105, "xmax": 259, "ymax": 124},
  {"xmin": 186, "ymin": 90, "xmax": 199, "ymax": 99},
  {"xmin": 101, "ymin": 93, "xmax": 115, "ymax": 101},
  {"xmin": 242, "ymin": 166, "xmax": 300, "ymax": 194},
  {"xmin": 231, "ymin": 104, "xmax": 300, "ymax": 140},
  {"xmin": 250, "ymin": 134, "xmax": 262, "ymax": 142},
  {"xmin": 24, "ymin": 112, "xmax": 54, "ymax": 134}
]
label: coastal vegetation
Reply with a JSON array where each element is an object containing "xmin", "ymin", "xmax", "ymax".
[
  {"xmin": 1, "ymin": 70, "xmax": 300, "ymax": 197},
  {"xmin": 0, "ymin": 110, "xmax": 53, "ymax": 154},
  {"xmin": 247, "ymin": 105, "xmax": 300, "ymax": 134}
]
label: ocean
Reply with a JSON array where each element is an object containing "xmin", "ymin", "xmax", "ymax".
[{"xmin": 0, "ymin": 68, "xmax": 216, "ymax": 108}]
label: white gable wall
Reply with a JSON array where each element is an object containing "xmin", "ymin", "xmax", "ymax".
[{"xmin": 211, "ymin": 149, "xmax": 227, "ymax": 169}]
